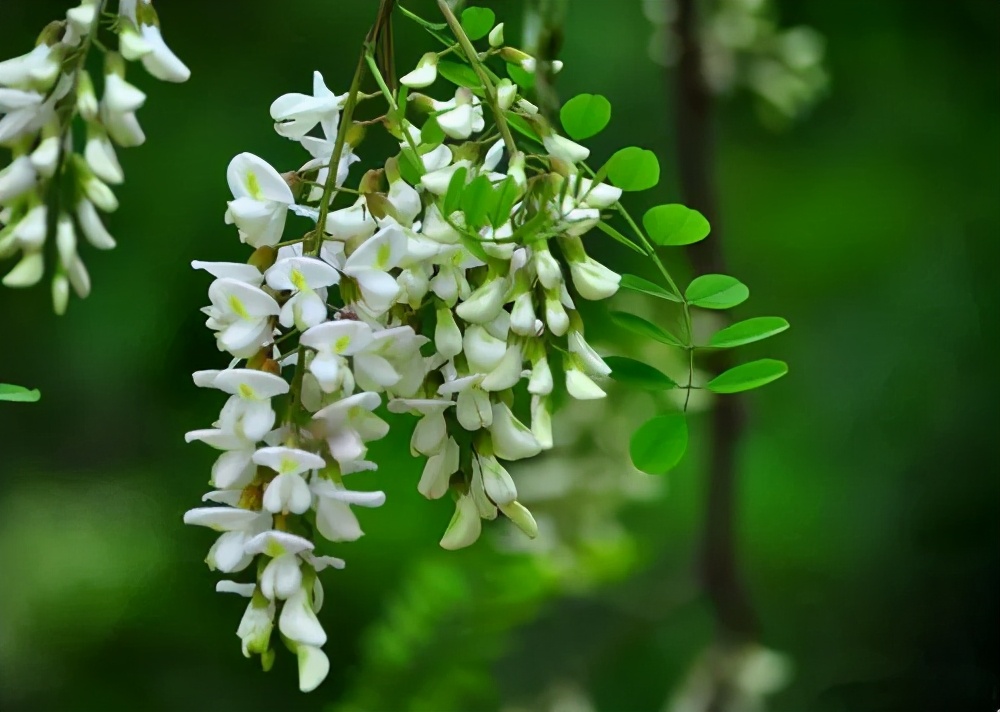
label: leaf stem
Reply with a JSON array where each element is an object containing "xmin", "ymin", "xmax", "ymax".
[{"xmin": 436, "ymin": 0, "xmax": 518, "ymax": 157}]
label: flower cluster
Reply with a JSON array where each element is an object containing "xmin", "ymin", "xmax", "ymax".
[
  {"xmin": 0, "ymin": 0, "xmax": 188, "ymax": 312},
  {"xmin": 183, "ymin": 10, "xmax": 627, "ymax": 691}
]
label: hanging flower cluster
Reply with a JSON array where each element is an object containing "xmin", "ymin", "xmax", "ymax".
[
  {"xmin": 184, "ymin": 0, "xmax": 788, "ymax": 693},
  {"xmin": 182, "ymin": 18, "xmax": 624, "ymax": 698},
  {"xmin": 0, "ymin": 0, "xmax": 188, "ymax": 312}
]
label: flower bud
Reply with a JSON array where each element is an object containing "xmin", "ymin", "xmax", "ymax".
[
  {"xmin": 12, "ymin": 204, "xmax": 47, "ymax": 249},
  {"xmin": 456, "ymin": 276, "xmax": 507, "ymax": 324},
  {"xmin": 0, "ymin": 157, "xmax": 38, "ymax": 204},
  {"xmin": 489, "ymin": 403, "xmax": 542, "ymax": 461},
  {"xmin": 500, "ymin": 501, "xmax": 539, "ymax": 538},
  {"xmin": 496, "ymin": 78, "xmax": 517, "ymax": 111},
  {"xmin": 463, "ymin": 325, "xmax": 506, "ymax": 372},
  {"xmin": 439, "ymin": 493, "xmax": 482, "ymax": 550},
  {"xmin": 418, "ymin": 437, "xmax": 459, "ymax": 500},
  {"xmin": 297, "ymin": 645, "xmax": 330, "ymax": 694},
  {"xmin": 52, "ymin": 272, "xmax": 70, "ymax": 315},
  {"xmin": 566, "ymin": 366, "xmax": 606, "ymax": 400},
  {"xmin": 543, "ymin": 134, "xmax": 591, "ymax": 164},
  {"xmin": 400, "ymin": 52, "xmax": 438, "ymax": 88},
  {"xmin": 528, "ymin": 355, "xmax": 553, "ymax": 395},
  {"xmin": 85, "ymin": 129, "xmax": 125, "ymax": 184},
  {"xmin": 30, "ymin": 135, "xmax": 60, "ymax": 178},
  {"xmin": 533, "ymin": 247, "xmax": 563, "ymax": 289},
  {"xmin": 434, "ymin": 304, "xmax": 463, "ymax": 358},
  {"xmin": 76, "ymin": 198, "xmax": 116, "ymax": 249},
  {"xmin": 510, "ymin": 291, "xmax": 537, "ymax": 336},
  {"xmin": 489, "ymin": 23, "xmax": 505, "ymax": 48},
  {"xmin": 530, "ymin": 395, "xmax": 553, "ymax": 449},
  {"xmin": 478, "ymin": 453, "xmax": 517, "ymax": 505},
  {"xmin": 2, "ymin": 250, "xmax": 44, "ymax": 288},
  {"xmin": 76, "ymin": 70, "xmax": 99, "ymax": 120}
]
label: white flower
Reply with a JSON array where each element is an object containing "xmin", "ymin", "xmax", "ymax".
[
  {"xmin": 297, "ymin": 645, "xmax": 330, "ymax": 693},
  {"xmin": 325, "ymin": 199, "xmax": 377, "ymax": 243},
  {"xmin": 101, "ymin": 101, "xmax": 145, "ymax": 147},
  {"xmin": 418, "ymin": 437, "xmax": 460, "ymax": 500},
  {"xmin": 0, "ymin": 156, "xmax": 37, "ymax": 204},
  {"xmin": 10, "ymin": 204, "xmax": 47, "ymax": 249},
  {"xmin": 204, "ymin": 368, "xmax": 289, "ymax": 441},
  {"xmin": 265, "ymin": 256, "xmax": 340, "ymax": 330},
  {"xmin": 279, "ymin": 587, "xmax": 326, "ymax": 647},
  {"xmin": 184, "ymin": 427, "xmax": 258, "ymax": 490},
  {"xmin": 191, "ymin": 259, "xmax": 262, "ymax": 286},
  {"xmin": 0, "ymin": 88, "xmax": 44, "ymax": 145},
  {"xmin": 438, "ymin": 374, "xmax": 493, "ymax": 431},
  {"xmin": 388, "ymin": 398, "xmax": 454, "ymax": 456},
  {"xmin": 254, "ymin": 446, "xmax": 324, "ymax": 515},
  {"xmin": 566, "ymin": 367, "xmax": 607, "ymax": 400},
  {"xmin": 477, "ymin": 453, "xmax": 517, "ymax": 505},
  {"xmin": 400, "ymin": 53, "xmax": 438, "ymax": 88},
  {"xmin": 480, "ymin": 342, "xmax": 524, "ymax": 392},
  {"xmin": 568, "ymin": 174, "xmax": 622, "ymax": 209},
  {"xmin": 76, "ymin": 199, "xmax": 116, "ymax": 250},
  {"xmin": 463, "ymin": 325, "xmax": 506, "ymax": 373},
  {"xmin": 2, "ymin": 251, "xmax": 44, "ymax": 288},
  {"xmin": 530, "ymin": 395, "xmax": 553, "ymax": 450},
  {"xmin": 455, "ymin": 275, "xmax": 508, "ymax": 324},
  {"xmin": 236, "ymin": 597, "xmax": 274, "ymax": 657},
  {"xmin": 489, "ymin": 403, "xmax": 542, "ymax": 461},
  {"xmin": 568, "ymin": 331, "xmax": 611, "ymax": 377},
  {"xmin": 138, "ymin": 24, "xmax": 191, "ymax": 83},
  {"xmin": 182, "ymin": 506, "xmax": 272, "ymax": 573},
  {"xmin": 259, "ymin": 554, "xmax": 303, "ymax": 600},
  {"xmin": 84, "ymin": 131, "xmax": 124, "ymax": 185},
  {"xmin": 0, "ymin": 45, "xmax": 60, "ymax": 90},
  {"xmin": 434, "ymin": 305, "xmax": 463, "ymax": 358},
  {"xmin": 103, "ymin": 73, "xmax": 146, "ymax": 114},
  {"xmin": 313, "ymin": 392, "xmax": 389, "ymax": 464},
  {"xmin": 433, "ymin": 88, "xmax": 485, "ymax": 140},
  {"xmin": 300, "ymin": 319, "xmax": 373, "ymax": 393},
  {"xmin": 499, "ymin": 500, "xmax": 539, "ymax": 538},
  {"xmin": 271, "ymin": 71, "xmax": 345, "ymax": 140},
  {"xmin": 225, "ymin": 153, "xmax": 295, "ymax": 248},
  {"xmin": 312, "ymin": 479, "xmax": 386, "ymax": 542},
  {"xmin": 342, "ymin": 223, "xmax": 408, "ymax": 313},
  {"xmin": 509, "ymin": 292, "xmax": 537, "ymax": 336},
  {"xmin": 568, "ymin": 257, "xmax": 621, "ymax": 300},
  {"xmin": 439, "ymin": 493, "xmax": 482, "ymax": 550},
  {"xmin": 528, "ymin": 355, "xmax": 554, "ymax": 396},
  {"xmin": 543, "ymin": 134, "xmax": 590, "ymax": 164},
  {"xmin": 489, "ymin": 24, "xmax": 505, "ymax": 48},
  {"xmin": 203, "ymin": 277, "xmax": 280, "ymax": 357}
]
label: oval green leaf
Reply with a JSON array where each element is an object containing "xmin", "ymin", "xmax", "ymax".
[
  {"xmin": 605, "ymin": 147, "xmax": 660, "ymax": 192},
  {"xmin": 461, "ymin": 7, "xmax": 496, "ymax": 41},
  {"xmin": 706, "ymin": 359, "xmax": 788, "ymax": 394},
  {"xmin": 620, "ymin": 274, "xmax": 682, "ymax": 302},
  {"xmin": 609, "ymin": 311, "xmax": 684, "ymax": 347},
  {"xmin": 560, "ymin": 93, "xmax": 612, "ymax": 141},
  {"xmin": 0, "ymin": 384, "xmax": 41, "ymax": 402},
  {"xmin": 436, "ymin": 61, "xmax": 482, "ymax": 92},
  {"xmin": 505, "ymin": 112, "xmax": 543, "ymax": 144},
  {"xmin": 685, "ymin": 274, "xmax": 749, "ymax": 310},
  {"xmin": 604, "ymin": 355, "xmax": 678, "ymax": 391},
  {"xmin": 421, "ymin": 117, "xmax": 446, "ymax": 146},
  {"xmin": 707, "ymin": 317, "xmax": 790, "ymax": 348},
  {"xmin": 643, "ymin": 204, "xmax": 711, "ymax": 246},
  {"xmin": 630, "ymin": 413, "xmax": 688, "ymax": 474}
]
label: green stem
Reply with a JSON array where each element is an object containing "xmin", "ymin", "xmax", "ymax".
[{"xmin": 436, "ymin": 0, "xmax": 518, "ymax": 157}]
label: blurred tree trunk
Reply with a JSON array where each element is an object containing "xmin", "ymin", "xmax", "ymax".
[
  {"xmin": 673, "ymin": 0, "xmax": 758, "ymax": 645},
  {"xmin": 523, "ymin": 0, "xmax": 568, "ymax": 120}
]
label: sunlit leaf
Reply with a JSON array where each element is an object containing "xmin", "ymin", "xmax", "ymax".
[
  {"xmin": 505, "ymin": 113, "xmax": 543, "ymax": 144},
  {"xmin": 609, "ymin": 311, "xmax": 684, "ymax": 347},
  {"xmin": 560, "ymin": 93, "xmax": 612, "ymax": 140},
  {"xmin": 643, "ymin": 204, "xmax": 711, "ymax": 246},
  {"xmin": 605, "ymin": 147, "xmax": 660, "ymax": 191},
  {"xmin": 604, "ymin": 356, "xmax": 678, "ymax": 391},
  {"xmin": 707, "ymin": 317, "xmax": 790, "ymax": 348},
  {"xmin": 490, "ymin": 177, "xmax": 519, "ymax": 229},
  {"xmin": 630, "ymin": 413, "xmax": 688, "ymax": 474},
  {"xmin": 706, "ymin": 359, "xmax": 788, "ymax": 393},
  {"xmin": 685, "ymin": 274, "xmax": 749, "ymax": 309},
  {"xmin": 461, "ymin": 174, "xmax": 495, "ymax": 229},
  {"xmin": 620, "ymin": 274, "xmax": 682, "ymax": 302},
  {"xmin": 461, "ymin": 7, "xmax": 496, "ymax": 41},
  {"xmin": 0, "ymin": 384, "xmax": 40, "ymax": 402}
]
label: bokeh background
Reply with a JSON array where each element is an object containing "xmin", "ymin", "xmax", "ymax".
[{"xmin": 1, "ymin": 0, "xmax": 997, "ymax": 710}]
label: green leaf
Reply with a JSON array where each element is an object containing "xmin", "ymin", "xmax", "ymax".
[
  {"xmin": 595, "ymin": 221, "xmax": 644, "ymax": 255},
  {"xmin": 421, "ymin": 117, "xmax": 446, "ymax": 145},
  {"xmin": 604, "ymin": 356, "xmax": 678, "ymax": 391},
  {"xmin": 397, "ymin": 149, "xmax": 424, "ymax": 185},
  {"xmin": 706, "ymin": 359, "xmax": 788, "ymax": 394},
  {"xmin": 443, "ymin": 166, "xmax": 469, "ymax": 216},
  {"xmin": 630, "ymin": 413, "xmax": 688, "ymax": 474},
  {"xmin": 609, "ymin": 311, "xmax": 684, "ymax": 347},
  {"xmin": 620, "ymin": 274, "xmax": 682, "ymax": 302},
  {"xmin": 0, "ymin": 384, "xmax": 40, "ymax": 403},
  {"xmin": 506, "ymin": 63, "xmax": 535, "ymax": 89},
  {"xmin": 461, "ymin": 174, "xmax": 496, "ymax": 230},
  {"xmin": 490, "ymin": 177, "xmax": 519, "ymax": 229},
  {"xmin": 685, "ymin": 274, "xmax": 749, "ymax": 310},
  {"xmin": 707, "ymin": 317, "xmax": 790, "ymax": 348},
  {"xmin": 460, "ymin": 7, "xmax": 496, "ymax": 41},
  {"xmin": 560, "ymin": 93, "xmax": 612, "ymax": 140},
  {"xmin": 437, "ymin": 61, "xmax": 482, "ymax": 93},
  {"xmin": 505, "ymin": 112, "xmax": 543, "ymax": 145},
  {"xmin": 643, "ymin": 204, "xmax": 711, "ymax": 246},
  {"xmin": 605, "ymin": 147, "xmax": 660, "ymax": 192}
]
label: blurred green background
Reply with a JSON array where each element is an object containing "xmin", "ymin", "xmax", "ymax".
[{"xmin": 1, "ymin": 0, "xmax": 997, "ymax": 710}]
